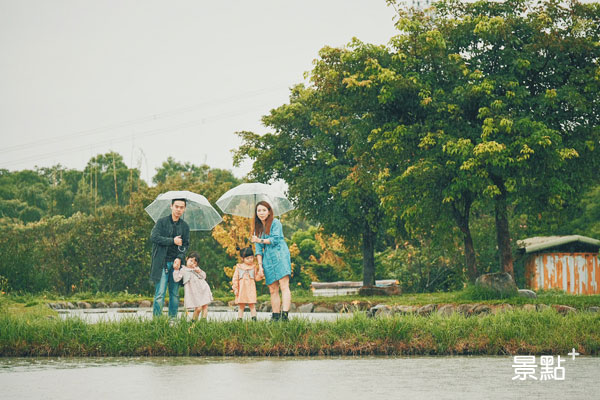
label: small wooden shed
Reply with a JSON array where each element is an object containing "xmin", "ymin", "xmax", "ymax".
[{"xmin": 518, "ymin": 235, "xmax": 600, "ymax": 295}]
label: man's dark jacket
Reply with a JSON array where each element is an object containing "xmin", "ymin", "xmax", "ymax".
[{"xmin": 150, "ymin": 215, "xmax": 190, "ymax": 284}]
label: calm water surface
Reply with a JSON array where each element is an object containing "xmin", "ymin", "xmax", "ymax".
[
  {"xmin": 57, "ymin": 308, "xmax": 348, "ymax": 322},
  {"xmin": 1, "ymin": 356, "xmax": 598, "ymax": 399}
]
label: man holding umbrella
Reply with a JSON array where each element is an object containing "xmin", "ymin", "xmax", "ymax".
[{"xmin": 150, "ymin": 198, "xmax": 190, "ymax": 318}]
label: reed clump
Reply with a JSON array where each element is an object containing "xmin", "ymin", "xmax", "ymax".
[{"xmin": 1, "ymin": 310, "xmax": 598, "ymax": 357}]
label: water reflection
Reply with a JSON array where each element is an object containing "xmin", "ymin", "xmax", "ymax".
[
  {"xmin": 57, "ymin": 309, "xmax": 348, "ymax": 323},
  {"xmin": 1, "ymin": 356, "xmax": 598, "ymax": 400}
]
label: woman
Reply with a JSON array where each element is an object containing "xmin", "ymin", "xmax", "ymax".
[{"xmin": 251, "ymin": 201, "xmax": 292, "ymax": 321}]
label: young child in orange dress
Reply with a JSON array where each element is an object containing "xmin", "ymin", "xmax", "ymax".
[
  {"xmin": 173, "ymin": 251, "xmax": 213, "ymax": 320},
  {"xmin": 231, "ymin": 246, "xmax": 263, "ymax": 321}
]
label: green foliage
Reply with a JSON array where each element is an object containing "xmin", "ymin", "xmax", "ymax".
[
  {"xmin": 3, "ymin": 0, "xmax": 600, "ymax": 295},
  {"xmin": 0, "ymin": 156, "xmax": 142, "ymax": 223},
  {"xmin": 459, "ymin": 284, "xmax": 519, "ymax": 301},
  {"xmin": 0, "ymin": 156, "xmax": 246, "ymax": 294},
  {"xmin": 569, "ymin": 185, "xmax": 600, "ymax": 238},
  {"xmin": 83, "ymin": 152, "xmax": 142, "ymax": 207},
  {"xmin": 234, "ymin": 42, "xmax": 399, "ymax": 285},
  {"xmin": 287, "ymin": 225, "xmax": 363, "ymax": 287},
  {"xmin": 377, "ymin": 241, "xmax": 465, "ymax": 293}
]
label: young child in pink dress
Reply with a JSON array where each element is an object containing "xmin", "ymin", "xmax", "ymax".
[
  {"xmin": 231, "ymin": 246, "xmax": 263, "ymax": 321},
  {"xmin": 173, "ymin": 251, "xmax": 213, "ymax": 320}
]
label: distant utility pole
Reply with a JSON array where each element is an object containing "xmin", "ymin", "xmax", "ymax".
[
  {"xmin": 94, "ymin": 158, "xmax": 98, "ymax": 215},
  {"xmin": 112, "ymin": 153, "xmax": 119, "ymax": 205}
]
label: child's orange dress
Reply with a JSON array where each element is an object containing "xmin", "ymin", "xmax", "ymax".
[{"xmin": 232, "ymin": 263, "xmax": 263, "ymax": 304}]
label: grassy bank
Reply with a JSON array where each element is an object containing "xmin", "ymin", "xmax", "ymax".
[{"xmin": 1, "ymin": 310, "xmax": 599, "ymax": 357}]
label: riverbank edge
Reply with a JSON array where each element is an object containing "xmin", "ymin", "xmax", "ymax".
[
  {"xmin": 2, "ymin": 310, "xmax": 599, "ymax": 357},
  {"xmin": 45, "ymin": 300, "xmax": 600, "ymax": 317}
]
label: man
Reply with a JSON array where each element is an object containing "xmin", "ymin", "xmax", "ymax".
[{"xmin": 150, "ymin": 198, "xmax": 190, "ymax": 318}]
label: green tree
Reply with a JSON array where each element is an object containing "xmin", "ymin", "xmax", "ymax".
[
  {"xmin": 83, "ymin": 152, "xmax": 141, "ymax": 209},
  {"xmin": 380, "ymin": 0, "xmax": 600, "ymax": 277},
  {"xmin": 569, "ymin": 184, "xmax": 600, "ymax": 239},
  {"xmin": 235, "ymin": 57, "xmax": 393, "ymax": 286},
  {"xmin": 439, "ymin": 0, "xmax": 600, "ymax": 276},
  {"xmin": 153, "ymin": 156, "xmax": 209, "ymax": 184}
]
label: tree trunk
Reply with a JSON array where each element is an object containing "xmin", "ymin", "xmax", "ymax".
[
  {"xmin": 491, "ymin": 175, "xmax": 514, "ymax": 278},
  {"xmin": 458, "ymin": 218, "xmax": 477, "ymax": 283},
  {"xmin": 452, "ymin": 195, "xmax": 477, "ymax": 282},
  {"xmin": 362, "ymin": 229, "xmax": 376, "ymax": 286}
]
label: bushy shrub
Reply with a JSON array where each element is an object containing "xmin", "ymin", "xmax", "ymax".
[{"xmin": 377, "ymin": 243, "xmax": 464, "ymax": 293}]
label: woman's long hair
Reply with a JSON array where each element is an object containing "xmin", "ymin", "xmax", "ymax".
[{"xmin": 254, "ymin": 201, "xmax": 273, "ymax": 237}]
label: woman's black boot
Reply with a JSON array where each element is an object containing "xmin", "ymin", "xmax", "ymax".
[
  {"xmin": 251, "ymin": 316, "xmax": 257, "ymax": 321},
  {"xmin": 271, "ymin": 312, "xmax": 281, "ymax": 321},
  {"xmin": 281, "ymin": 311, "xmax": 289, "ymax": 322}
]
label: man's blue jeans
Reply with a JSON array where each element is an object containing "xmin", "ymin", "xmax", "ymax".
[{"xmin": 153, "ymin": 261, "xmax": 180, "ymax": 318}]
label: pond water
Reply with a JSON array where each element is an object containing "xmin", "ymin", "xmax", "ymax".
[
  {"xmin": 57, "ymin": 308, "xmax": 347, "ymax": 322},
  {"xmin": 1, "ymin": 356, "xmax": 598, "ymax": 399}
]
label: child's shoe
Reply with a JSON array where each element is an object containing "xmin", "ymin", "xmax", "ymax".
[
  {"xmin": 281, "ymin": 311, "xmax": 289, "ymax": 321},
  {"xmin": 251, "ymin": 316, "xmax": 257, "ymax": 321},
  {"xmin": 271, "ymin": 312, "xmax": 281, "ymax": 321}
]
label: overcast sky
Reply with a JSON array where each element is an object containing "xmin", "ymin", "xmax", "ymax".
[{"xmin": 0, "ymin": 0, "xmax": 398, "ymax": 183}]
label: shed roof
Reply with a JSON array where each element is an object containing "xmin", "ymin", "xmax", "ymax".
[{"xmin": 517, "ymin": 235, "xmax": 600, "ymax": 253}]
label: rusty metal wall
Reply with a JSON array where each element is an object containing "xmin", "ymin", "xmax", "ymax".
[{"xmin": 525, "ymin": 253, "xmax": 600, "ymax": 294}]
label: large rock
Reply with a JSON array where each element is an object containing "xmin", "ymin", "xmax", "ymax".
[
  {"xmin": 297, "ymin": 303, "xmax": 314, "ymax": 313},
  {"xmin": 368, "ymin": 304, "xmax": 392, "ymax": 317},
  {"xmin": 393, "ymin": 305, "xmax": 418, "ymax": 315},
  {"xmin": 518, "ymin": 289, "xmax": 537, "ymax": 299},
  {"xmin": 109, "ymin": 302, "xmax": 121, "ymax": 308},
  {"xmin": 314, "ymin": 305, "xmax": 334, "ymax": 313},
  {"xmin": 522, "ymin": 304, "xmax": 537, "ymax": 312},
  {"xmin": 475, "ymin": 272, "xmax": 518, "ymax": 295},
  {"xmin": 94, "ymin": 301, "xmax": 108, "ymax": 308},
  {"xmin": 536, "ymin": 304, "xmax": 550, "ymax": 312},
  {"xmin": 437, "ymin": 304, "xmax": 456, "ymax": 317},
  {"xmin": 334, "ymin": 302, "xmax": 349, "ymax": 313},
  {"xmin": 553, "ymin": 305, "xmax": 576, "ymax": 315},
  {"xmin": 491, "ymin": 304, "xmax": 513, "ymax": 314},
  {"xmin": 416, "ymin": 304, "xmax": 437, "ymax": 316},
  {"xmin": 138, "ymin": 300, "xmax": 152, "ymax": 308},
  {"xmin": 588, "ymin": 306, "xmax": 600, "ymax": 313},
  {"xmin": 472, "ymin": 304, "xmax": 491, "ymax": 315},
  {"xmin": 76, "ymin": 301, "xmax": 91, "ymax": 309},
  {"xmin": 210, "ymin": 300, "xmax": 226, "ymax": 307},
  {"xmin": 289, "ymin": 303, "xmax": 298, "ymax": 313},
  {"xmin": 457, "ymin": 303, "xmax": 477, "ymax": 316}
]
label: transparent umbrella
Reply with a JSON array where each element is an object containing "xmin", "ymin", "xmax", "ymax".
[
  {"xmin": 144, "ymin": 190, "xmax": 222, "ymax": 231},
  {"xmin": 216, "ymin": 183, "xmax": 294, "ymax": 218}
]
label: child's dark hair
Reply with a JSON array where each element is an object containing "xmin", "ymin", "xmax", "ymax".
[
  {"xmin": 236, "ymin": 246, "xmax": 254, "ymax": 258},
  {"xmin": 187, "ymin": 251, "xmax": 200, "ymax": 263}
]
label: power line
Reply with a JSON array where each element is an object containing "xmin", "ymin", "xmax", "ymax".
[
  {"xmin": 0, "ymin": 83, "xmax": 289, "ymax": 155},
  {"xmin": 0, "ymin": 101, "xmax": 273, "ymax": 168}
]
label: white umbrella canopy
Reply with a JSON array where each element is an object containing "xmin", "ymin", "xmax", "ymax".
[
  {"xmin": 216, "ymin": 183, "xmax": 294, "ymax": 218},
  {"xmin": 144, "ymin": 190, "xmax": 223, "ymax": 231}
]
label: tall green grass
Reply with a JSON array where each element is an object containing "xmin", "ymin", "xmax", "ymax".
[{"xmin": 1, "ymin": 310, "xmax": 598, "ymax": 357}]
